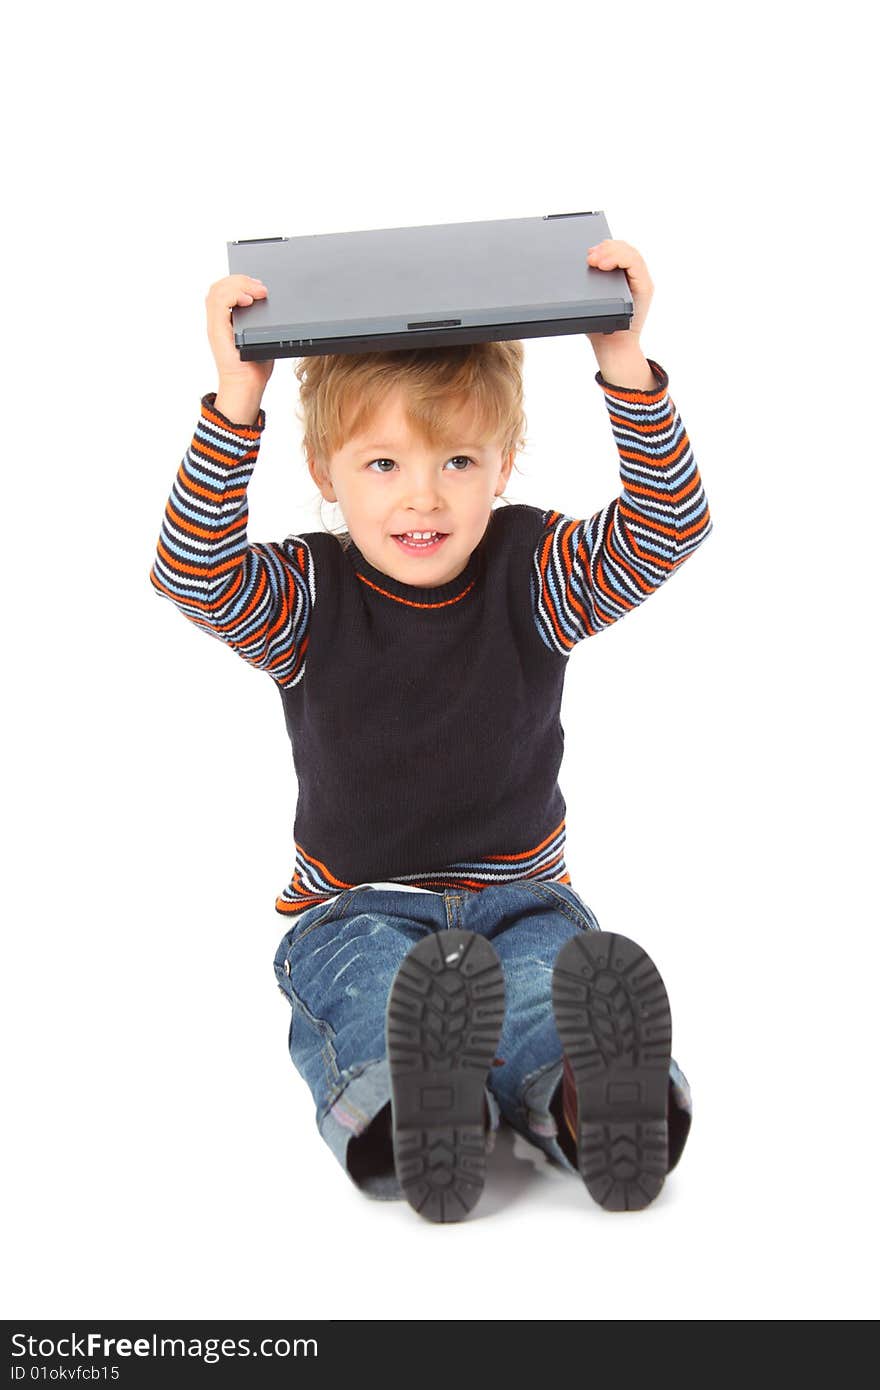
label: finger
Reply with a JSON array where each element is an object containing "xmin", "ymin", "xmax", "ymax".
[
  {"xmin": 223, "ymin": 286, "xmax": 269, "ymax": 310},
  {"xmin": 237, "ymin": 276, "xmax": 267, "ymax": 294},
  {"xmin": 586, "ymin": 240, "xmax": 653, "ymax": 291},
  {"xmin": 235, "ymin": 283, "xmax": 268, "ymax": 306},
  {"xmin": 206, "ymin": 276, "xmax": 267, "ymax": 305},
  {"xmin": 586, "ymin": 239, "xmax": 638, "ymax": 262}
]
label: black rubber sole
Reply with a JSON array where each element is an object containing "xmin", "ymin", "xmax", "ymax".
[
  {"xmin": 385, "ymin": 929, "xmax": 505, "ymax": 1223},
  {"xmin": 551, "ymin": 931, "xmax": 672, "ymax": 1212}
]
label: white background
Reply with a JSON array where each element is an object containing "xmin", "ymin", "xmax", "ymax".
[{"xmin": 3, "ymin": 0, "xmax": 877, "ymax": 1323}]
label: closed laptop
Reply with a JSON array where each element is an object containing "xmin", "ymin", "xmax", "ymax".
[{"xmin": 226, "ymin": 210, "xmax": 632, "ymax": 360}]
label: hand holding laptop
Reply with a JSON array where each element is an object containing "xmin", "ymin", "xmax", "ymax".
[
  {"xmin": 585, "ymin": 240, "xmax": 654, "ymax": 346},
  {"xmin": 206, "ymin": 274, "xmax": 275, "ymax": 424}
]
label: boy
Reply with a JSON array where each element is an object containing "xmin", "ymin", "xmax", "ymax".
[{"xmin": 149, "ymin": 240, "xmax": 711, "ymax": 1221}]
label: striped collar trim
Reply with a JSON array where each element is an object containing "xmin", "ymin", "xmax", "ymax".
[{"xmin": 344, "ymin": 531, "xmax": 487, "ymax": 607}]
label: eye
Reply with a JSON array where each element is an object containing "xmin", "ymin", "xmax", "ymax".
[{"xmin": 366, "ymin": 455, "xmax": 475, "ymax": 474}]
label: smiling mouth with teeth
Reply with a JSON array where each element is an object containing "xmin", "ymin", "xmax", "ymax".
[{"xmin": 393, "ymin": 530, "xmax": 449, "ymax": 550}]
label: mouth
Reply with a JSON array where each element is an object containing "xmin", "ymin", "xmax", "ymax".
[{"xmin": 391, "ymin": 531, "xmax": 449, "ymax": 556}]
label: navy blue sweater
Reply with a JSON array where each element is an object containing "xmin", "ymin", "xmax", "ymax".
[{"xmin": 149, "ymin": 359, "xmax": 712, "ymax": 915}]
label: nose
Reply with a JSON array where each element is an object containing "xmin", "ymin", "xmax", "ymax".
[{"xmin": 402, "ymin": 475, "xmax": 444, "ymax": 511}]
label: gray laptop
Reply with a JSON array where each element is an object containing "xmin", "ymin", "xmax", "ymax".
[{"xmin": 226, "ymin": 210, "xmax": 631, "ymax": 360}]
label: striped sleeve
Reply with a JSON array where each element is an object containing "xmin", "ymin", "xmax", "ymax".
[
  {"xmin": 532, "ymin": 359, "xmax": 712, "ymax": 653},
  {"xmin": 148, "ymin": 392, "xmax": 314, "ymax": 689}
]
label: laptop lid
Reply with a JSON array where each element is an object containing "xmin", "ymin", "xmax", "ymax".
[{"xmin": 226, "ymin": 210, "xmax": 631, "ymax": 361}]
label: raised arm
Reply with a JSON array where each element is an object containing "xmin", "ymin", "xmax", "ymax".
[
  {"xmin": 148, "ymin": 393, "xmax": 314, "ymax": 688},
  {"xmin": 532, "ymin": 359, "xmax": 712, "ymax": 654}
]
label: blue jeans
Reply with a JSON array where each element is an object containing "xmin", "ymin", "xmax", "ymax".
[{"xmin": 272, "ymin": 880, "xmax": 693, "ymax": 1200}]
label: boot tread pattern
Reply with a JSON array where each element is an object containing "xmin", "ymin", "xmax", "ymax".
[
  {"xmin": 386, "ymin": 930, "xmax": 505, "ymax": 1223},
  {"xmin": 552, "ymin": 931, "xmax": 673, "ymax": 1211}
]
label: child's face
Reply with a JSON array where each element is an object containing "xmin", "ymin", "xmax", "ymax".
[{"xmin": 309, "ymin": 386, "xmax": 515, "ymax": 587}]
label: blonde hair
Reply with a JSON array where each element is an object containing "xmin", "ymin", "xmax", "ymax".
[{"xmin": 293, "ymin": 341, "xmax": 528, "ymax": 538}]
